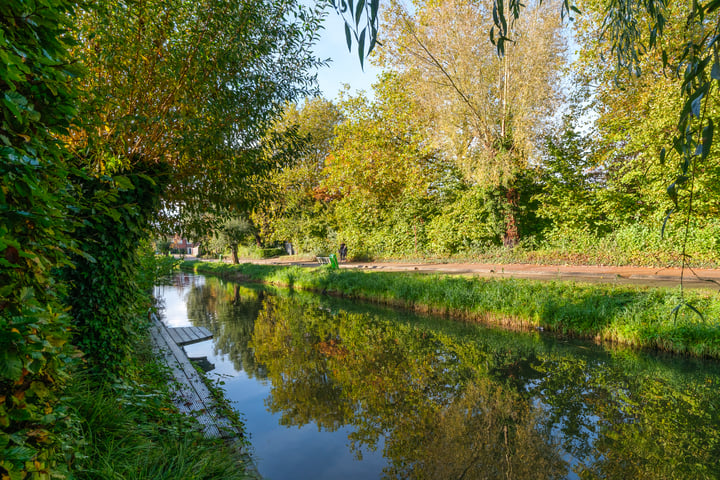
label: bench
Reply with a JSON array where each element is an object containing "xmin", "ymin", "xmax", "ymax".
[{"xmin": 316, "ymin": 256, "xmax": 331, "ymax": 265}]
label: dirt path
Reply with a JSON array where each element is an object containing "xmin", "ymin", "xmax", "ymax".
[{"xmin": 233, "ymin": 257, "xmax": 720, "ymax": 290}]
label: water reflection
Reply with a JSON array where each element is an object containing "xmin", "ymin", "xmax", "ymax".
[{"xmin": 157, "ymin": 274, "xmax": 720, "ymax": 480}]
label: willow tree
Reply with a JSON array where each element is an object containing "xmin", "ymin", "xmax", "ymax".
[
  {"xmin": 71, "ymin": 0, "xmax": 324, "ymax": 217},
  {"xmin": 378, "ymin": 0, "xmax": 566, "ymax": 246},
  {"xmin": 64, "ymin": 0, "xmax": 324, "ymax": 369}
]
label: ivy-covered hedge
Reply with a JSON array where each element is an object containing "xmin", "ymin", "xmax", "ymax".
[
  {"xmin": 1, "ymin": 1, "xmax": 81, "ymax": 477},
  {"xmin": 60, "ymin": 168, "xmax": 167, "ymax": 373}
]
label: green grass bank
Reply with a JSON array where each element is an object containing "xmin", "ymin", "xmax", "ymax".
[
  {"xmin": 64, "ymin": 326, "xmax": 255, "ymax": 480},
  {"xmin": 180, "ymin": 260, "xmax": 720, "ymax": 359}
]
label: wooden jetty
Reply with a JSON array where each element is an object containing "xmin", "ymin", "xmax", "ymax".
[
  {"xmin": 149, "ymin": 314, "xmax": 235, "ymax": 438},
  {"xmin": 166, "ymin": 325, "xmax": 213, "ymax": 347},
  {"xmin": 150, "ymin": 313, "xmax": 262, "ymax": 478}
]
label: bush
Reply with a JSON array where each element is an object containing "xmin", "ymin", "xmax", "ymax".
[
  {"xmin": 532, "ymin": 220, "xmax": 720, "ymax": 267},
  {"xmin": 259, "ymin": 247, "xmax": 285, "ymax": 258}
]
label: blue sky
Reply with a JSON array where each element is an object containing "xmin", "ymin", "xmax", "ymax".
[{"xmin": 312, "ymin": 13, "xmax": 382, "ymax": 100}]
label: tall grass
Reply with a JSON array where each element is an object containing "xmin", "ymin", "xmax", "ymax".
[
  {"xmin": 65, "ymin": 318, "xmax": 255, "ymax": 479},
  {"xmin": 182, "ymin": 260, "xmax": 720, "ymax": 359}
]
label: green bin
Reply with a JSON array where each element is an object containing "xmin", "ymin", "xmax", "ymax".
[{"xmin": 329, "ymin": 253, "xmax": 339, "ymax": 269}]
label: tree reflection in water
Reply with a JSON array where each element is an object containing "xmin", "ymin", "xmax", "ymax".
[{"xmin": 181, "ymin": 275, "xmax": 720, "ymax": 480}]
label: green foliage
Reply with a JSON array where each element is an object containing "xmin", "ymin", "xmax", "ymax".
[
  {"xmin": 208, "ymin": 217, "xmax": 257, "ymax": 264},
  {"xmin": 66, "ymin": 345, "xmax": 254, "ymax": 479},
  {"xmin": 154, "ymin": 239, "xmax": 172, "ymax": 256},
  {"xmin": 425, "ymin": 187, "xmax": 505, "ymax": 255},
  {"xmin": 328, "ymin": 0, "xmax": 380, "ymax": 68},
  {"xmin": 1, "ymin": 0, "xmax": 82, "ymax": 477},
  {"xmin": 531, "ymin": 220, "xmax": 720, "ymax": 267},
  {"xmin": 60, "ymin": 169, "xmax": 167, "ymax": 374},
  {"xmin": 536, "ymin": 116, "xmax": 607, "ymax": 232},
  {"xmin": 253, "ymin": 97, "xmax": 344, "ymax": 253},
  {"xmin": 258, "ymin": 247, "xmax": 285, "ymax": 259},
  {"xmin": 230, "ymin": 245, "xmax": 286, "ymax": 260},
  {"xmin": 71, "ymin": 0, "xmax": 325, "ymax": 227}
]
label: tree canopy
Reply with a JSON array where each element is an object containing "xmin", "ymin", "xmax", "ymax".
[{"xmin": 70, "ymin": 0, "xmax": 326, "ymax": 223}]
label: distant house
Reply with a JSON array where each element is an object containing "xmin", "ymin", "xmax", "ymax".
[{"xmin": 171, "ymin": 235, "xmax": 199, "ymax": 256}]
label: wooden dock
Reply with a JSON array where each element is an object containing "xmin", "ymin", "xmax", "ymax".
[
  {"xmin": 150, "ymin": 313, "xmax": 262, "ymax": 478},
  {"xmin": 166, "ymin": 325, "xmax": 213, "ymax": 346},
  {"xmin": 149, "ymin": 314, "xmax": 235, "ymax": 438}
]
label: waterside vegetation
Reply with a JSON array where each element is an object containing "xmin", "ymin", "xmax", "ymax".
[
  {"xmin": 65, "ymin": 338, "xmax": 254, "ymax": 480},
  {"xmin": 4, "ymin": 0, "xmax": 720, "ymax": 476},
  {"xmin": 181, "ymin": 260, "xmax": 720, "ymax": 359}
]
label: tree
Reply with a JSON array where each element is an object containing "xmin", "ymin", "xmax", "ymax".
[
  {"xmin": 71, "ymin": 0, "xmax": 325, "ymax": 210},
  {"xmin": 536, "ymin": 115, "xmax": 605, "ymax": 232},
  {"xmin": 568, "ymin": 0, "xmax": 720, "ymax": 278},
  {"xmin": 378, "ymin": 0, "xmax": 566, "ymax": 246},
  {"xmin": 252, "ymin": 97, "xmax": 344, "ymax": 254},
  {"xmin": 213, "ymin": 216, "xmax": 256, "ymax": 264},
  {"xmin": 322, "ymin": 73, "xmax": 446, "ymax": 257},
  {"xmin": 570, "ymin": 1, "xmax": 697, "ymax": 226},
  {"xmin": 60, "ymin": 0, "xmax": 325, "ymax": 367}
]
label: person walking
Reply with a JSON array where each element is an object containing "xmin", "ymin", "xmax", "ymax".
[{"xmin": 339, "ymin": 242, "xmax": 347, "ymax": 262}]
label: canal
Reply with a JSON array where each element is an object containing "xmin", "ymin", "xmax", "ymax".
[{"xmin": 155, "ymin": 272, "xmax": 720, "ymax": 479}]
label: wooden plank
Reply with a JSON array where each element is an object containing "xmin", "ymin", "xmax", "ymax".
[
  {"xmin": 185, "ymin": 327, "xmax": 202, "ymax": 343},
  {"xmin": 194, "ymin": 327, "xmax": 212, "ymax": 343},
  {"xmin": 166, "ymin": 327, "xmax": 182, "ymax": 345},
  {"xmin": 151, "ymin": 315, "xmax": 261, "ymax": 479},
  {"xmin": 176, "ymin": 327, "xmax": 193, "ymax": 345},
  {"xmin": 167, "ymin": 326, "xmax": 213, "ymax": 346},
  {"xmin": 175, "ymin": 327, "xmax": 193, "ymax": 345}
]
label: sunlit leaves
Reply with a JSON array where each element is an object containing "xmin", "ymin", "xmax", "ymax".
[
  {"xmin": 328, "ymin": 0, "xmax": 380, "ymax": 68},
  {"xmin": 379, "ymin": 0, "xmax": 565, "ymax": 188},
  {"xmin": 71, "ymin": 0, "xmax": 326, "ymax": 224}
]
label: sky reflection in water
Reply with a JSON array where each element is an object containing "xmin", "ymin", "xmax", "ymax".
[{"xmin": 154, "ymin": 273, "xmax": 720, "ymax": 480}]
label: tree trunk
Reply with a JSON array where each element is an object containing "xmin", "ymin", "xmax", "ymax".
[
  {"xmin": 231, "ymin": 244, "xmax": 239, "ymax": 264},
  {"xmin": 503, "ymin": 187, "xmax": 520, "ymax": 248},
  {"xmin": 254, "ymin": 232, "xmax": 264, "ymax": 248}
]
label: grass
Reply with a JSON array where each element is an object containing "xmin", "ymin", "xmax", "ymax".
[
  {"xmin": 64, "ymin": 331, "xmax": 255, "ymax": 480},
  {"xmin": 181, "ymin": 260, "xmax": 720, "ymax": 359}
]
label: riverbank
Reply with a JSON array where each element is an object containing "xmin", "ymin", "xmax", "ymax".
[
  {"xmin": 63, "ymin": 331, "xmax": 256, "ymax": 479},
  {"xmin": 200, "ymin": 255, "xmax": 720, "ymax": 289},
  {"xmin": 180, "ymin": 260, "xmax": 720, "ymax": 359}
]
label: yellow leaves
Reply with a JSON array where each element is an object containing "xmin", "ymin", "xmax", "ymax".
[{"xmin": 28, "ymin": 429, "xmax": 51, "ymax": 445}]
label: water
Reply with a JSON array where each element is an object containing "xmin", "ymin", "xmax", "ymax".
[{"xmin": 155, "ymin": 273, "xmax": 720, "ymax": 480}]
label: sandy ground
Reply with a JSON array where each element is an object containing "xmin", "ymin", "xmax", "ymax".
[{"xmin": 191, "ymin": 256, "xmax": 720, "ymax": 290}]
